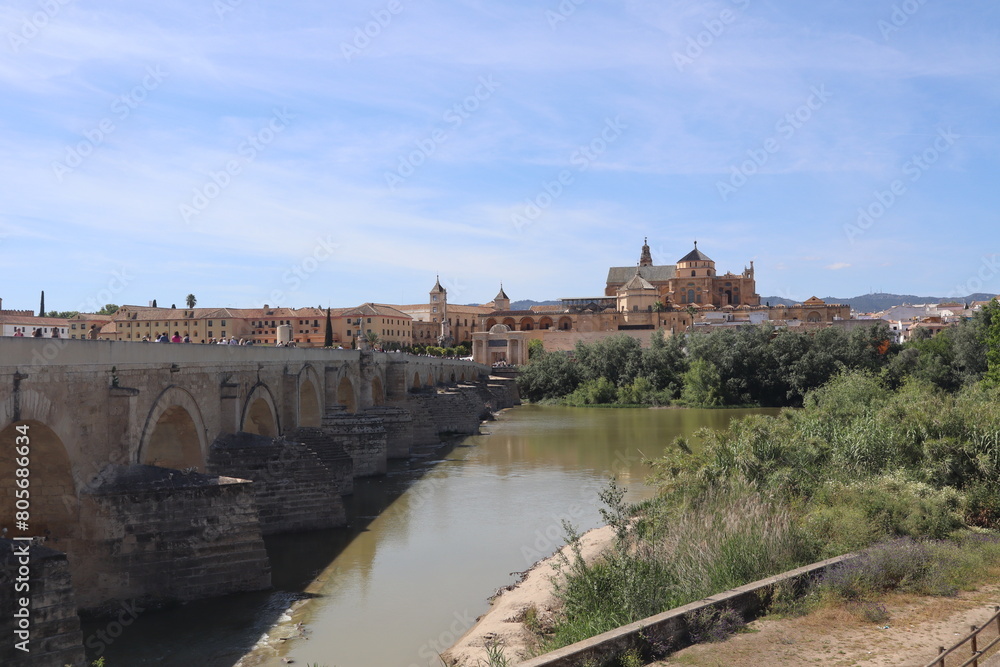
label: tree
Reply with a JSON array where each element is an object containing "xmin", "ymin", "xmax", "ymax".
[
  {"xmin": 680, "ymin": 358, "xmax": 722, "ymax": 407},
  {"xmin": 97, "ymin": 304, "xmax": 119, "ymax": 315},
  {"xmin": 528, "ymin": 338, "xmax": 544, "ymax": 360},
  {"xmin": 46, "ymin": 310, "xmax": 79, "ymax": 319},
  {"xmin": 983, "ymin": 301, "xmax": 1000, "ymax": 388},
  {"xmin": 365, "ymin": 331, "xmax": 381, "ymax": 349},
  {"xmin": 324, "ymin": 308, "xmax": 333, "ymax": 347},
  {"xmin": 516, "ymin": 350, "xmax": 582, "ymax": 401},
  {"xmin": 39, "ymin": 290, "xmax": 44, "ymax": 317},
  {"xmin": 152, "ymin": 299, "xmax": 157, "ymax": 308},
  {"xmin": 186, "ymin": 294, "xmax": 197, "ymax": 309}
]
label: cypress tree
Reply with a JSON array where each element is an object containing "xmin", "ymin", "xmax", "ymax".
[
  {"xmin": 39, "ymin": 290, "xmax": 44, "ymax": 317},
  {"xmin": 324, "ymin": 308, "xmax": 333, "ymax": 347}
]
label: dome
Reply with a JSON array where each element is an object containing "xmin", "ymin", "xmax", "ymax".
[{"xmin": 489, "ymin": 324, "xmax": 512, "ymax": 334}]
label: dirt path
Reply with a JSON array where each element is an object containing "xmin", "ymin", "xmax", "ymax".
[{"xmin": 653, "ymin": 585, "xmax": 1000, "ymax": 667}]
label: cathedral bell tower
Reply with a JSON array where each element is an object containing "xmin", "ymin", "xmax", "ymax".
[{"xmin": 639, "ymin": 237, "xmax": 653, "ymax": 267}]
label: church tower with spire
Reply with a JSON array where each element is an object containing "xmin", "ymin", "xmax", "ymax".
[
  {"xmin": 493, "ymin": 284, "xmax": 510, "ymax": 311},
  {"xmin": 639, "ymin": 237, "xmax": 653, "ymax": 267},
  {"xmin": 429, "ymin": 275, "xmax": 452, "ymax": 344}
]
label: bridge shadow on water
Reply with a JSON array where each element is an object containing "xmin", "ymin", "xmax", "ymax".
[{"xmin": 86, "ymin": 436, "xmax": 471, "ymax": 667}]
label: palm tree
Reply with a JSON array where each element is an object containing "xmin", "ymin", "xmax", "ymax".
[
  {"xmin": 364, "ymin": 331, "xmax": 381, "ymax": 348},
  {"xmin": 186, "ymin": 294, "xmax": 197, "ymax": 309}
]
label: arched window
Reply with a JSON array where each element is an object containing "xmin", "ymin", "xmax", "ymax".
[
  {"xmin": 687, "ymin": 289, "xmax": 696, "ymax": 303},
  {"xmin": 691, "ymin": 270, "xmax": 696, "ymax": 277}
]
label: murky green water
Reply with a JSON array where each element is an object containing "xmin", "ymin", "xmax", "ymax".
[{"xmin": 92, "ymin": 405, "xmax": 776, "ymax": 667}]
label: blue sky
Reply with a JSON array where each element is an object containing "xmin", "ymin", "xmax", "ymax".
[{"xmin": 1, "ymin": 0, "xmax": 998, "ymax": 312}]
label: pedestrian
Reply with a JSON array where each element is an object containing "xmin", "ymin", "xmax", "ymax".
[
  {"xmin": 51, "ymin": 328, "xmax": 60, "ymax": 338},
  {"xmin": 13, "ymin": 329, "xmax": 24, "ymax": 337},
  {"xmin": 171, "ymin": 331, "xmax": 182, "ymax": 343},
  {"xmin": 183, "ymin": 333, "xmax": 191, "ymax": 343}
]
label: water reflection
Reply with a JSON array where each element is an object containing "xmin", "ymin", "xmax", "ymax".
[{"xmin": 95, "ymin": 406, "xmax": 775, "ymax": 667}]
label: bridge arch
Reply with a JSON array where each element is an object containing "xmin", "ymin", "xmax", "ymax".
[
  {"xmin": 337, "ymin": 375, "xmax": 357, "ymax": 413},
  {"xmin": 298, "ymin": 365, "xmax": 323, "ymax": 427},
  {"xmin": 138, "ymin": 385, "xmax": 210, "ymax": 471},
  {"xmin": 0, "ymin": 420, "xmax": 79, "ymax": 545},
  {"xmin": 425, "ymin": 369, "xmax": 435, "ymax": 387},
  {"xmin": 242, "ymin": 383, "xmax": 280, "ymax": 437},
  {"xmin": 412, "ymin": 371, "xmax": 421, "ymax": 390}
]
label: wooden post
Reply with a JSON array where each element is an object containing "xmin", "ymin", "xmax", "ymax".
[
  {"xmin": 995, "ymin": 606, "xmax": 1000, "ymax": 636},
  {"xmin": 970, "ymin": 625, "xmax": 978, "ymax": 667},
  {"xmin": 937, "ymin": 645, "xmax": 945, "ymax": 667}
]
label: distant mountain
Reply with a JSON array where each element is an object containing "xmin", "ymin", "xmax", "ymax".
[{"xmin": 761, "ymin": 293, "xmax": 996, "ymax": 313}]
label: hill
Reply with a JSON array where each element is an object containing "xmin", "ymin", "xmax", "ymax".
[{"xmin": 760, "ymin": 293, "xmax": 996, "ymax": 312}]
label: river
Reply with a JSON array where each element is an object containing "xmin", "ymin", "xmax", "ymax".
[{"xmin": 89, "ymin": 405, "xmax": 776, "ymax": 667}]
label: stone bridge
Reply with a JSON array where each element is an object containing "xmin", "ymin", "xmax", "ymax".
[{"xmin": 0, "ymin": 338, "xmax": 515, "ymax": 666}]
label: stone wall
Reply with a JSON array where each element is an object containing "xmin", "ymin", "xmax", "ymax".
[
  {"xmin": 286, "ymin": 427, "xmax": 355, "ymax": 496},
  {"xmin": 0, "ymin": 540, "xmax": 86, "ymax": 666},
  {"xmin": 75, "ymin": 465, "xmax": 271, "ymax": 610},
  {"xmin": 321, "ymin": 409, "xmax": 388, "ymax": 477},
  {"xmin": 207, "ymin": 433, "xmax": 346, "ymax": 534},
  {"xmin": 364, "ymin": 406, "xmax": 413, "ymax": 459}
]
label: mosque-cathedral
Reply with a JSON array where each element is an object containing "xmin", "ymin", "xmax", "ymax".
[{"xmin": 458, "ymin": 240, "xmax": 850, "ymax": 365}]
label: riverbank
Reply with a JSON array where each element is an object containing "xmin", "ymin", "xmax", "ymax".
[{"xmin": 442, "ymin": 525, "xmax": 617, "ymax": 666}]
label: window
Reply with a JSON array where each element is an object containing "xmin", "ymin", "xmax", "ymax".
[
  {"xmin": 367, "ymin": 318, "xmax": 372, "ymax": 323},
  {"xmin": 208, "ymin": 321, "xmax": 214, "ymax": 326},
  {"xmin": 432, "ymin": 307, "xmax": 437, "ymax": 313},
  {"xmin": 691, "ymin": 270, "xmax": 696, "ymax": 277},
  {"xmin": 222, "ymin": 320, "xmax": 227, "ymax": 326}
]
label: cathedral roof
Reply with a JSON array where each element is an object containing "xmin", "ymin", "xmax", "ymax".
[
  {"xmin": 607, "ymin": 264, "xmax": 676, "ymax": 285},
  {"xmin": 678, "ymin": 243, "xmax": 713, "ymax": 263},
  {"xmin": 430, "ymin": 276, "xmax": 445, "ymax": 294},
  {"xmin": 622, "ymin": 269, "xmax": 655, "ymax": 291},
  {"xmin": 495, "ymin": 285, "xmax": 509, "ymax": 300}
]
